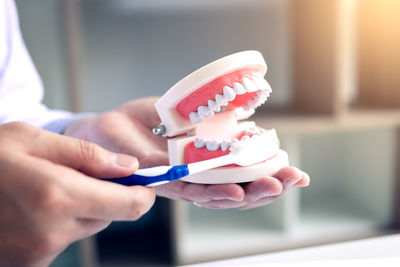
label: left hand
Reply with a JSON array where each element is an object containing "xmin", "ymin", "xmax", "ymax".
[{"xmin": 65, "ymin": 98, "xmax": 310, "ymax": 210}]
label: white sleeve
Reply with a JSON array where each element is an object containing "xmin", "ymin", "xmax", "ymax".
[{"xmin": 0, "ymin": 0, "xmax": 79, "ymax": 133}]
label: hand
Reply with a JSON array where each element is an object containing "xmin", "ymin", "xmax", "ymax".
[
  {"xmin": 0, "ymin": 122, "xmax": 155, "ymax": 266},
  {"xmin": 65, "ymin": 97, "xmax": 310, "ymax": 210}
]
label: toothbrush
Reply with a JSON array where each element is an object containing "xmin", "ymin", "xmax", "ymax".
[{"xmin": 107, "ymin": 135, "xmax": 278, "ymax": 187}]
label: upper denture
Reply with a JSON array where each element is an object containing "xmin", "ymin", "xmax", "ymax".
[{"xmin": 177, "ymin": 68, "xmax": 271, "ymax": 124}]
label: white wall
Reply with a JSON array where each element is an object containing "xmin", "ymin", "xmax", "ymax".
[
  {"xmin": 15, "ymin": 0, "xmax": 69, "ymax": 110},
  {"xmin": 79, "ymin": 0, "xmax": 292, "ymax": 111}
]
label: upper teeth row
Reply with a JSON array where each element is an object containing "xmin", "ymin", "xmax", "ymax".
[
  {"xmin": 189, "ymin": 75, "xmax": 272, "ymax": 124},
  {"xmin": 194, "ymin": 128, "xmax": 276, "ymax": 152}
]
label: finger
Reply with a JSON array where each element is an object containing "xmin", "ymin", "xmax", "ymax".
[
  {"xmin": 120, "ymin": 98, "xmax": 161, "ymax": 129},
  {"xmin": 243, "ymin": 177, "xmax": 283, "ymax": 202},
  {"xmin": 272, "ymin": 167, "xmax": 303, "ymax": 191},
  {"xmin": 194, "ymin": 199, "xmax": 246, "ymax": 210},
  {"xmin": 155, "ymin": 180, "xmax": 188, "ymax": 201},
  {"xmin": 205, "ymin": 184, "xmax": 245, "ymax": 201},
  {"xmin": 25, "ymin": 125, "xmax": 138, "ymax": 178},
  {"xmin": 139, "ymin": 151, "xmax": 169, "ymax": 168},
  {"xmin": 238, "ymin": 195, "xmax": 281, "ymax": 210},
  {"xmin": 73, "ymin": 218, "xmax": 111, "ymax": 240},
  {"xmin": 27, "ymin": 155, "xmax": 156, "ymax": 221},
  {"xmin": 182, "ymin": 183, "xmax": 210, "ymax": 202},
  {"xmin": 295, "ymin": 171, "xmax": 311, "ymax": 187},
  {"xmin": 156, "ymin": 181, "xmax": 245, "ymax": 203},
  {"xmin": 182, "ymin": 183, "xmax": 244, "ymax": 203},
  {"xmin": 71, "ymin": 176, "xmax": 156, "ymax": 221}
]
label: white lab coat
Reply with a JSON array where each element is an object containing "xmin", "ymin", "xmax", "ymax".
[{"xmin": 0, "ymin": 0, "xmax": 77, "ymax": 133}]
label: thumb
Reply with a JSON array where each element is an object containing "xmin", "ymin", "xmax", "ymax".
[{"xmin": 26, "ymin": 126, "xmax": 138, "ymax": 178}]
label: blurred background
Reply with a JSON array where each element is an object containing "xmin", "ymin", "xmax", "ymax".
[{"xmin": 15, "ymin": 0, "xmax": 400, "ymax": 266}]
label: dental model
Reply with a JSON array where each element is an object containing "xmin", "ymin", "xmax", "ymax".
[{"xmin": 153, "ymin": 50, "xmax": 289, "ymax": 184}]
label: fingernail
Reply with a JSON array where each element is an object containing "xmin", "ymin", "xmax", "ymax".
[
  {"xmin": 295, "ymin": 171, "xmax": 311, "ymax": 187},
  {"xmin": 112, "ymin": 154, "xmax": 138, "ymax": 168},
  {"xmin": 262, "ymin": 190, "xmax": 281, "ymax": 197},
  {"xmin": 249, "ymin": 190, "xmax": 281, "ymax": 202},
  {"xmin": 283, "ymin": 176, "xmax": 302, "ymax": 189},
  {"xmin": 283, "ymin": 179, "xmax": 299, "ymax": 189}
]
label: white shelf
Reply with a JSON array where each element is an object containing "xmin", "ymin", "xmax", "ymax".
[
  {"xmin": 254, "ymin": 109, "xmax": 400, "ymax": 136},
  {"xmin": 85, "ymin": 0, "xmax": 276, "ymax": 12}
]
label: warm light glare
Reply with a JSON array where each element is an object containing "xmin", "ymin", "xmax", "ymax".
[{"xmin": 357, "ymin": 0, "xmax": 400, "ymax": 107}]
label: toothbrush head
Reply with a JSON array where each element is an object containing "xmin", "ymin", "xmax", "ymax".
[{"xmin": 229, "ymin": 129, "xmax": 279, "ymax": 166}]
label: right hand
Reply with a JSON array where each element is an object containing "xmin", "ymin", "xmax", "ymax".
[{"xmin": 0, "ymin": 122, "xmax": 156, "ymax": 267}]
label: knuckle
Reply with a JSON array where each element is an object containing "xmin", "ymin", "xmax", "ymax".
[
  {"xmin": 78, "ymin": 139, "xmax": 100, "ymax": 163},
  {"xmin": 127, "ymin": 207, "xmax": 144, "ymax": 220},
  {"xmin": 0, "ymin": 122, "xmax": 31, "ymax": 138},
  {"xmin": 33, "ymin": 183, "xmax": 69, "ymax": 214},
  {"xmin": 0, "ymin": 122, "xmax": 42, "ymax": 148},
  {"xmin": 127, "ymin": 191, "xmax": 156, "ymax": 220}
]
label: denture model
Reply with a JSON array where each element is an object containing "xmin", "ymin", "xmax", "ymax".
[{"xmin": 153, "ymin": 51, "xmax": 289, "ymax": 184}]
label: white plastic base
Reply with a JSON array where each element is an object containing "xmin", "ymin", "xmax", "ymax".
[{"xmin": 181, "ymin": 149, "xmax": 289, "ymax": 184}]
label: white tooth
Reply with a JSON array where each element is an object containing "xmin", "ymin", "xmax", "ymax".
[
  {"xmin": 241, "ymin": 135, "xmax": 250, "ymax": 141},
  {"xmin": 189, "ymin": 112, "xmax": 202, "ymax": 123},
  {"xmin": 194, "ymin": 138, "xmax": 206, "ymax": 148},
  {"xmin": 208, "ymin": 99, "xmax": 221, "ymax": 112},
  {"xmin": 215, "ymin": 94, "xmax": 228, "ymax": 106},
  {"xmin": 242, "ymin": 77, "xmax": 258, "ymax": 92},
  {"xmin": 206, "ymin": 140, "xmax": 220, "ymax": 151},
  {"xmin": 253, "ymin": 76, "xmax": 272, "ymax": 92},
  {"xmin": 253, "ymin": 127, "xmax": 260, "ymax": 134},
  {"xmin": 257, "ymin": 97, "xmax": 267, "ymax": 107},
  {"xmin": 230, "ymin": 138, "xmax": 239, "ymax": 145},
  {"xmin": 221, "ymin": 140, "xmax": 231, "ymax": 151},
  {"xmin": 257, "ymin": 89, "xmax": 268, "ymax": 98},
  {"xmin": 230, "ymin": 139, "xmax": 240, "ymax": 150},
  {"xmin": 197, "ymin": 105, "xmax": 214, "ymax": 119},
  {"xmin": 223, "ymin": 86, "xmax": 236, "ymax": 101},
  {"xmin": 246, "ymin": 128, "xmax": 258, "ymax": 136},
  {"xmin": 233, "ymin": 82, "xmax": 246, "ymax": 95},
  {"xmin": 242, "ymin": 103, "xmax": 253, "ymax": 111},
  {"xmin": 247, "ymin": 97, "xmax": 258, "ymax": 108}
]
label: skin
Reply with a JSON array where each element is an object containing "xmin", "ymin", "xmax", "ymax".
[
  {"xmin": 65, "ymin": 97, "xmax": 310, "ymax": 210},
  {"xmin": 0, "ymin": 122, "xmax": 155, "ymax": 267},
  {"xmin": 0, "ymin": 98, "xmax": 309, "ymax": 266}
]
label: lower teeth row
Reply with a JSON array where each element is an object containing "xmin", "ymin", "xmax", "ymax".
[
  {"xmin": 194, "ymin": 128, "xmax": 276, "ymax": 152},
  {"xmin": 194, "ymin": 138, "xmax": 239, "ymax": 151}
]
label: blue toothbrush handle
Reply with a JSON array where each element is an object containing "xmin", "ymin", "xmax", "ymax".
[{"xmin": 107, "ymin": 165, "xmax": 189, "ymax": 187}]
